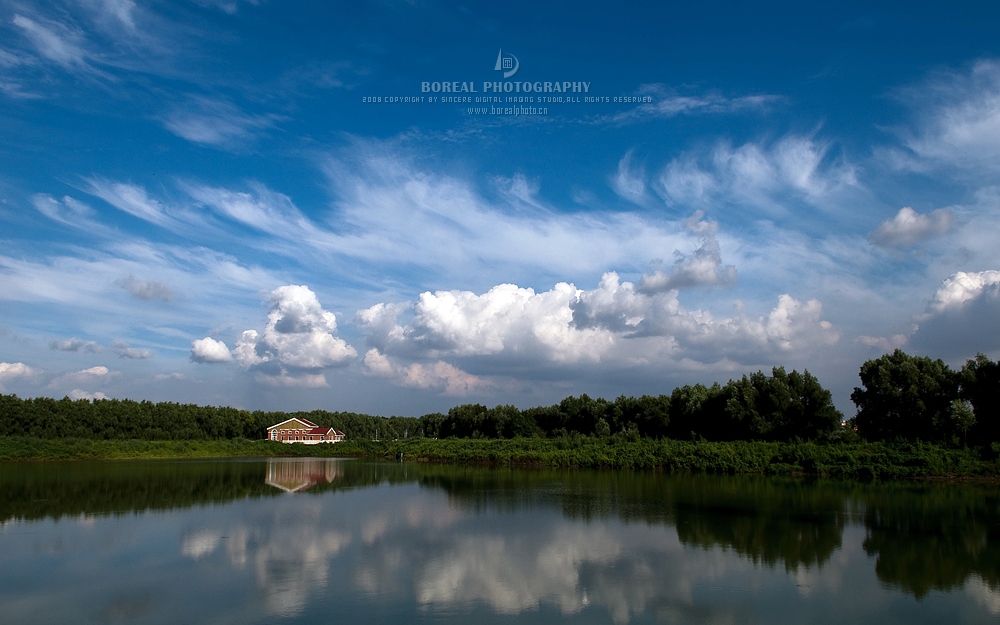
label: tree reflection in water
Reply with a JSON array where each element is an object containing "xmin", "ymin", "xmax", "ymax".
[{"xmin": 0, "ymin": 458, "xmax": 998, "ymax": 623}]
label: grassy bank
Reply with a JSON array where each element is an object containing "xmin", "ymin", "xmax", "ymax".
[
  {"xmin": 367, "ymin": 437, "xmax": 1000, "ymax": 480},
  {"xmin": 0, "ymin": 436, "xmax": 371, "ymax": 461},
  {"xmin": 2, "ymin": 435, "xmax": 998, "ymax": 480}
]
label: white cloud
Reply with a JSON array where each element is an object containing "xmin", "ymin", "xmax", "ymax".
[
  {"xmin": 154, "ymin": 372, "xmax": 185, "ymax": 380},
  {"xmin": 493, "ymin": 173, "xmax": 542, "ymax": 207},
  {"xmin": 162, "ymin": 96, "xmax": 277, "ymax": 147},
  {"xmin": 11, "ymin": 14, "xmax": 88, "ymax": 69},
  {"xmin": 190, "ymin": 337, "xmax": 233, "ymax": 363},
  {"xmin": 77, "ymin": 365, "xmax": 110, "ymax": 376},
  {"xmin": 925, "ymin": 270, "xmax": 1000, "ymax": 314},
  {"xmin": 657, "ymin": 135, "xmax": 858, "ymax": 213},
  {"xmin": 85, "ymin": 179, "xmax": 183, "ymax": 229},
  {"xmin": 111, "ymin": 339, "xmax": 152, "ymax": 359},
  {"xmin": 855, "ymin": 334, "xmax": 909, "ymax": 351},
  {"xmin": 47, "ymin": 365, "xmax": 112, "ymax": 389},
  {"xmin": 181, "ymin": 530, "xmax": 221, "ymax": 559},
  {"xmin": 229, "ymin": 285, "xmax": 357, "ymax": 386},
  {"xmin": 31, "ymin": 193, "xmax": 103, "ymax": 230},
  {"xmin": 0, "ymin": 47, "xmax": 30, "ymax": 68},
  {"xmin": 966, "ymin": 576, "xmax": 1000, "ymax": 615},
  {"xmin": 637, "ymin": 211, "xmax": 736, "ymax": 293},
  {"xmin": 115, "ymin": 275, "xmax": 172, "ymax": 301},
  {"xmin": 362, "ymin": 349, "xmax": 489, "ymax": 395},
  {"xmin": 183, "ymin": 182, "xmax": 319, "ymax": 241},
  {"xmin": 254, "ymin": 370, "xmax": 329, "ymax": 388},
  {"xmin": 0, "ymin": 242, "xmax": 285, "ymax": 347},
  {"xmin": 317, "ymin": 147, "xmax": 696, "ymax": 281},
  {"xmin": 610, "ymin": 150, "xmax": 647, "ymax": 205},
  {"xmin": 899, "ymin": 59, "xmax": 1000, "ymax": 172},
  {"xmin": 191, "ymin": 0, "xmax": 261, "ymax": 14},
  {"xmin": 80, "ymin": 155, "xmax": 713, "ymax": 295},
  {"xmin": 0, "ymin": 362, "xmax": 37, "ymax": 385},
  {"xmin": 607, "ymin": 85, "xmax": 781, "ymax": 123},
  {"xmin": 359, "ymin": 282, "xmax": 612, "ymax": 365},
  {"xmin": 573, "ymin": 274, "xmax": 839, "ymax": 357},
  {"xmin": 67, "ymin": 388, "xmax": 107, "ymax": 400},
  {"xmin": 908, "ymin": 270, "xmax": 1000, "ymax": 357},
  {"xmin": 358, "ymin": 274, "xmax": 839, "ymax": 384},
  {"xmin": 869, "ymin": 207, "xmax": 953, "ymax": 247},
  {"xmin": 49, "ymin": 337, "xmax": 101, "ymax": 353},
  {"xmin": 92, "ymin": 0, "xmax": 137, "ymax": 31}
]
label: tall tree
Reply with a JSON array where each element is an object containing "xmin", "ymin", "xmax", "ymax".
[
  {"xmin": 960, "ymin": 354, "xmax": 1000, "ymax": 444},
  {"xmin": 851, "ymin": 350, "xmax": 962, "ymax": 442}
]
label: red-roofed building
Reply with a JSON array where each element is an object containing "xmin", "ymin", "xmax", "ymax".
[{"xmin": 266, "ymin": 417, "xmax": 345, "ymax": 444}]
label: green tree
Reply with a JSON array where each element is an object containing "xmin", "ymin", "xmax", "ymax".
[
  {"xmin": 959, "ymin": 354, "xmax": 1000, "ymax": 444},
  {"xmin": 667, "ymin": 383, "xmax": 726, "ymax": 440},
  {"xmin": 850, "ymin": 350, "xmax": 961, "ymax": 442},
  {"xmin": 725, "ymin": 368, "xmax": 843, "ymax": 441}
]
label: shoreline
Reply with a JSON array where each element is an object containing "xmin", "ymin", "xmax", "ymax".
[{"xmin": 1, "ymin": 436, "xmax": 997, "ymax": 481}]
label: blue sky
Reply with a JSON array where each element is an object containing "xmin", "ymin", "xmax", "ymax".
[{"xmin": 2, "ymin": 0, "xmax": 1000, "ymax": 416}]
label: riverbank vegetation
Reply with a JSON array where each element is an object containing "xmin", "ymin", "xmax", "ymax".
[
  {"xmin": 1, "ymin": 350, "xmax": 998, "ymax": 478},
  {"xmin": 1, "ymin": 436, "xmax": 997, "ymax": 480}
]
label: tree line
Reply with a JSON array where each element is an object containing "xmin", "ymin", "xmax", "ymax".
[{"xmin": 0, "ymin": 350, "xmax": 997, "ymax": 446}]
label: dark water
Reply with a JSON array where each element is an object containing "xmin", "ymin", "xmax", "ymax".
[{"xmin": 0, "ymin": 459, "xmax": 998, "ymax": 624}]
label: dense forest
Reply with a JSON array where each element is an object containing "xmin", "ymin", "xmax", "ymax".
[{"xmin": 0, "ymin": 350, "xmax": 997, "ymax": 447}]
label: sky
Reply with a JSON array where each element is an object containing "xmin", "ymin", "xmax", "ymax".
[{"xmin": 1, "ymin": 0, "xmax": 1000, "ymax": 417}]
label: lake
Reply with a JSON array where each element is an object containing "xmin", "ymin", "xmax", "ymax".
[{"xmin": 0, "ymin": 458, "xmax": 998, "ymax": 624}]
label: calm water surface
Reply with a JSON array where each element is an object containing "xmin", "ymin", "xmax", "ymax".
[{"xmin": 0, "ymin": 458, "xmax": 998, "ymax": 624}]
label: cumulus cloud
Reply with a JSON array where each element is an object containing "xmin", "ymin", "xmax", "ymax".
[
  {"xmin": 855, "ymin": 334, "xmax": 909, "ymax": 351},
  {"xmin": 358, "ymin": 275, "xmax": 839, "ymax": 383},
  {"xmin": 637, "ymin": 211, "xmax": 736, "ymax": 293},
  {"xmin": 111, "ymin": 339, "xmax": 152, "ymax": 359},
  {"xmin": 910, "ymin": 270, "xmax": 1000, "ymax": 357},
  {"xmin": 925, "ymin": 270, "xmax": 1000, "ymax": 314},
  {"xmin": 573, "ymin": 274, "xmax": 839, "ymax": 358},
  {"xmin": 0, "ymin": 362, "xmax": 37, "ymax": 387},
  {"xmin": 115, "ymin": 275, "xmax": 172, "ymax": 301},
  {"xmin": 49, "ymin": 337, "xmax": 101, "ymax": 353},
  {"xmin": 48, "ymin": 365, "xmax": 113, "ymax": 392},
  {"xmin": 223, "ymin": 285, "xmax": 357, "ymax": 386},
  {"xmin": 869, "ymin": 207, "xmax": 953, "ymax": 247},
  {"xmin": 68, "ymin": 388, "xmax": 107, "ymax": 400},
  {"xmin": 362, "ymin": 349, "xmax": 488, "ymax": 395},
  {"xmin": 190, "ymin": 337, "xmax": 233, "ymax": 363},
  {"xmin": 358, "ymin": 282, "xmax": 613, "ymax": 366},
  {"xmin": 77, "ymin": 365, "xmax": 110, "ymax": 376}
]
